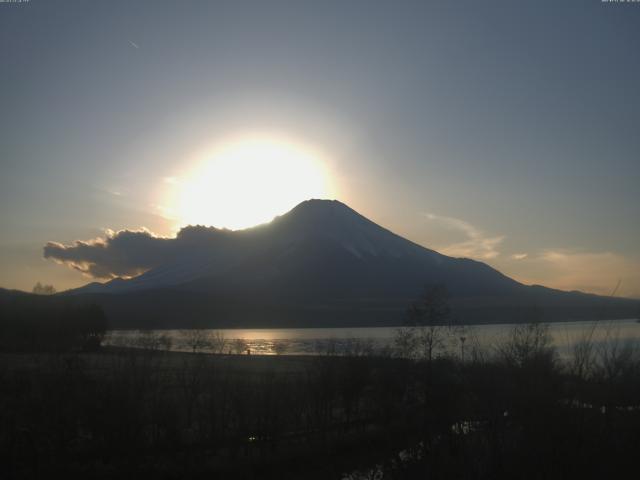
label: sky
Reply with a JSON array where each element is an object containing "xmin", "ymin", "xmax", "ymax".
[{"xmin": 1, "ymin": 0, "xmax": 639, "ymax": 298}]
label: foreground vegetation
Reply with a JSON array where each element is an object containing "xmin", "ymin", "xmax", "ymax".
[
  {"xmin": 1, "ymin": 321, "xmax": 639, "ymax": 479},
  {"xmin": 0, "ymin": 292, "xmax": 107, "ymax": 352},
  {"xmin": 1, "ymin": 287, "xmax": 638, "ymax": 478}
]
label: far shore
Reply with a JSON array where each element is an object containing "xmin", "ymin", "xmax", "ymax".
[{"xmin": 104, "ymin": 316, "xmax": 640, "ymax": 331}]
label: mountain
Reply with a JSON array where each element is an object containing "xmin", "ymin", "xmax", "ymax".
[
  {"xmin": 64, "ymin": 200, "xmax": 638, "ymax": 328},
  {"xmin": 71, "ymin": 200, "xmax": 522, "ymax": 297}
]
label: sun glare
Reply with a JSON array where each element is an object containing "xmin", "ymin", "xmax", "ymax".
[{"xmin": 177, "ymin": 137, "xmax": 331, "ymax": 230}]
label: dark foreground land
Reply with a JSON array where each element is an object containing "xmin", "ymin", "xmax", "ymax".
[{"xmin": 2, "ymin": 336, "xmax": 640, "ymax": 480}]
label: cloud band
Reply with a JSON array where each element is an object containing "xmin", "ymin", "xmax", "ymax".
[{"xmin": 43, "ymin": 226, "xmax": 225, "ymax": 279}]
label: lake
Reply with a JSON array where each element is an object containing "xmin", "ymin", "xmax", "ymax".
[{"xmin": 105, "ymin": 318, "xmax": 640, "ymax": 357}]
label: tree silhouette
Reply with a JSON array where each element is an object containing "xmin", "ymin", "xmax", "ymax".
[
  {"xmin": 32, "ymin": 282, "xmax": 56, "ymax": 295},
  {"xmin": 406, "ymin": 284, "xmax": 451, "ymax": 362}
]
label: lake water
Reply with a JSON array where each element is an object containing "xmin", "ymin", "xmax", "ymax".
[{"xmin": 106, "ymin": 318, "xmax": 640, "ymax": 357}]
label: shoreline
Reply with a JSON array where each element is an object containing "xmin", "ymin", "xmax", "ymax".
[{"xmin": 104, "ymin": 317, "xmax": 640, "ymax": 332}]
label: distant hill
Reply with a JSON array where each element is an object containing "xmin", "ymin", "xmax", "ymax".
[{"xmin": 60, "ymin": 200, "xmax": 637, "ymax": 328}]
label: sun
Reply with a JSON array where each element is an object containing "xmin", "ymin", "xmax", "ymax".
[{"xmin": 177, "ymin": 137, "xmax": 331, "ymax": 230}]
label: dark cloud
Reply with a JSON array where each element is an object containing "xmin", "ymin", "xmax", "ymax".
[{"xmin": 44, "ymin": 226, "xmax": 228, "ymax": 279}]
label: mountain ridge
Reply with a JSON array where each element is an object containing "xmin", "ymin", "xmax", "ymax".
[
  {"xmin": 55, "ymin": 199, "xmax": 638, "ymax": 327},
  {"xmin": 68, "ymin": 199, "xmax": 521, "ymax": 297}
]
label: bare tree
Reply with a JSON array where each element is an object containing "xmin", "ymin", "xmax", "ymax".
[
  {"xmin": 394, "ymin": 326, "xmax": 419, "ymax": 358},
  {"xmin": 343, "ymin": 337, "xmax": 375, "ymax": 357},
  {"xmin": 569, "ymin": 335, "xmax": 597, "ymax": 380},
  {"xmin": 209, "ymin": 331, "xmax": 227, "ymax": 354},
  {"xmin": 403, "ymin": 284, "xmax": 452, "ymax": 362},
  {"xmin": 497, "ymin": 321, "xmax": 555, "ymax": 368},
  {"xmin": 182, "ymin": 329, "xmax": 211, "ymax": 353},
  {"xmin": 133, "ymin": 330, "xmax": 170, "ymax": 352},
  {"xmin": 597, "ymin": 328, "xmax": 638, "ymax": 384}
]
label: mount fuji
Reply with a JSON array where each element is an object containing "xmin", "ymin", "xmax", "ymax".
[{"xmin": 65, "ymin": 200, "xmax": 638, "ymax": 328}]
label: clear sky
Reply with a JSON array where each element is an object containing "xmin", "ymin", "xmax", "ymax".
[{"xmin": 1, "ymin": 0, "xmax": 639, "ymax": 298}]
